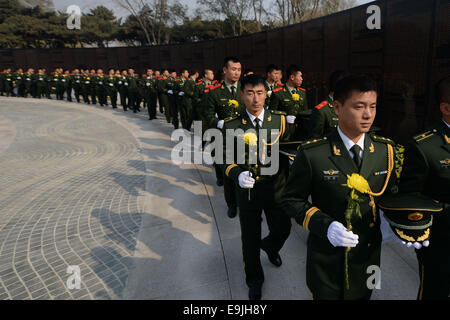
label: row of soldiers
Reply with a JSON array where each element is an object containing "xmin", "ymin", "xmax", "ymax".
[
  {"xmin": 0, "ymin": 66, "xmax": 216, "ymax": 128},
  {"xmin": 1, "ymin": 59, "xmax": 448, "ymax": 301}
]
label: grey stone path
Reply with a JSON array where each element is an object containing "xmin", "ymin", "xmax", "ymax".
[{"xmin": 0, "ymin": 97, "xmax": 420, "ymax": 300}]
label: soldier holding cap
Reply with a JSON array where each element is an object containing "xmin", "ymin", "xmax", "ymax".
[{"xmin": 397, "ymin": 76, "xmax": 450, "ymax": 300}]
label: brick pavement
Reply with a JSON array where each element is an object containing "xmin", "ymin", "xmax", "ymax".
[{"xmin": 0, "ymin": 98, "xmax": 145, "ymax": 299}]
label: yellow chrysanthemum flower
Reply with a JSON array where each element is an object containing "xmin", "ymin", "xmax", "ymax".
[
  {"xmin": 228, "ymin": 99, "xmax": 239, "ymax": 108},
  {"xmin": 244, "ymin": 132, "xmax": 258, "ymax": 146},
  {"xmin": 345, "ymin": 173, "xmax": 369, "ymax": 194},
  {"xmin": 292, "ymin": 93, "xmax": 300, "ymax": 101}
]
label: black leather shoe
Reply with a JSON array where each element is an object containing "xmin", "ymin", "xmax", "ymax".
[
  {"xmin": 261, "ymin": 247, "xmax": 282, "ymax": 267},
  {"xmin": 216, "ymin": 179, "xmax": 223, "ymax": 186},
  {"xmin": 248, "ymin": 287, "xmax": 262, "ymax": 300},
  {"xmin": 227, "ymin": 207, "xmax": 237, "ymax": 218}
]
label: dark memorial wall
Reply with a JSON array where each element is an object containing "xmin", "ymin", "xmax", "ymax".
[{"xmin": 0, "ymin": 0, "xmax": 449, "ymax": 143}]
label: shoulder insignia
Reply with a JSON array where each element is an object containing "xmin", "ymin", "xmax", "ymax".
[
  {"xmin": 370, "ymin": 134, "xmax": 395, "ymax": 145},
  {"xmin": 273, "ymin": 87, "xmax": 283, "ymax": 93},
  {"xmin": 315, "ymin": 101, "xmax": 328, "ymax": 110},
  {"xmin": 224, "ymin": 116, "xmax": 238, "ymax": 123},
  {"xmin": 413, "ymin": 130, "xmax": 436, "ymax": 144},
  {"xmin": 270, "ymin": 110, "xmax": 286, "ymax": 115},
  {"xmin": 300, "ymin": 137, "xmax": 328, "ymax": 150},
  {"xmin": 298, "ymin": 87, "xmax": 306, "ymax": 92}
]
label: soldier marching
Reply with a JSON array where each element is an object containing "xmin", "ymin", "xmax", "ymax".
[{"xmin": 1, "ymin": 63, "xmax": 448, "ymax": 301}]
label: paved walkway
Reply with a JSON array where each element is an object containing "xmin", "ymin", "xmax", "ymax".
[{"xmin": 0, "ymin": 97, "xmax": 420, "ymax": 299}]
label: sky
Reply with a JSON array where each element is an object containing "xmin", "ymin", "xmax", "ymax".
[{"xmin": 53, "ymin": 0, "xmax": 375, "ymax": 18}]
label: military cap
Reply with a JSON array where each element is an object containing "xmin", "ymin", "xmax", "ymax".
[{"xmin": 378, "ymin": 193, "xmax": 443, "ymax": 243}]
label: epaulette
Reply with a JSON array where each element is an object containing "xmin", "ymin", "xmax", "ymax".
[
  {"xmin": 299, "ymin": 137, "xmax": 328, "ymax": 150},
  {"xmin": 270, "ymin": 110, "xmax": 286, "ymax": 115},
  {"xmin": 413, "ymin": 129, "xmax": 437, "ymax": 144},
  {"xmin": 315, "ymin": 101, "xmax": 329, "ymax": 110},
  {"xmin": 273, "ymin": 87, "xmax": 283, "ymax": 93},
  {"xmin": 224, "ymin": 116, "xmax": 238, "ymax": 123},
  {"xmin": 370, "ymin": 134, "xmax": 395, "ymax": 145},
  {"xmin": 298, "ymin": 87, "xmax": 306, "ymax": 92}
]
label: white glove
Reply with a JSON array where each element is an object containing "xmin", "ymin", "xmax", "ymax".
[
  {"xmin": 267, "ymin": 90, "xmax": 272, "ymax": 97},
  {"xmin": 217, "ymin": 120, "xmax": 224, "ymax": 129},
  {"xmin": 327, "ymin": 221, "xmax": 359, "ymax": 247},
  {"xmin": 167, "ymin": 89, "xmax": 173, "ymax": 94},
  {"xmin": 178, "ymin": 91, "xmax": 184, "ymax": 96},
  {"xmin": 289, "ymin": 159, "xmax": 294, "ymax": 166},
  {"xmin": 238, "ymin": 171, "xmax": 255, "ymax": 189},
  {"xmin": 286, "ymin": 115, "xmax": 296, "ymax": 124},
  {"xmin": 402, "ymin": 240, "xmax": 429, "ymax": 249}
]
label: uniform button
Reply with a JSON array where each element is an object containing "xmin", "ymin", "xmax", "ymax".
[
  {"xmin": 255, "ymin": 164, "xmax": 258, "ymax": 168},
  {"xmin": 368, "ymin": 243, "xmax": 371, "ymax": 247},
  {"xmin": 255, "ymin": 176, "xmax": 260, "ymax": 181},
  {"xmin": 369, "ymin": 223, "xmax": 375, "ymax": 228}
]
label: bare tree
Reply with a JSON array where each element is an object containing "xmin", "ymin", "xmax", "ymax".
[
  {"xmin": 251, "ymin": 0, "xmax": 265, "ymax": 31},
  {"xmin": 114, "ymin": 0, "xmax": 186, "ymax": 45},
  {"xmin": 273, "ymin": 0, "xmax": 358, "ymax": 26},
  {"xmin": 197, "ymin": 0, "xmax": 251, "ymax": 36}
]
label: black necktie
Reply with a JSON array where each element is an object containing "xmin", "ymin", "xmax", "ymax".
[
  {"xmin": 231, "ymin": 86, "xmax": 236, "ymax": 98},
  {"xmin": 351, "ymin": 145, "xmax": 362, "ymax": 170},
  {"xmin": 254, "ymin": 117, "xmax": 261, "ymax": 130}
]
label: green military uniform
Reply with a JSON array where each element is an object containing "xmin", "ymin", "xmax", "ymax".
[
  {"xmin": 35, "ymin": 72, "xmax": 47, "ymax": 99},
  {"xmin": 205, "ymin": 81, "xmax": 245, "ymax": 209},
  {"xmin": 192, "ymin": 78, "xmax": 206, "ymax": 122},
  {"xmin": 15, "ymin": 72, "xmax": 25, "ymax": 97},
  {"xmin": 141, "ymin": 75, "xmax": 158, "ymax": 119},
  {"xmin": 0, "ymin": 71, "xmax": 5, "ymax": 96},
  {"xmin": 89, "ymin": 73, "xmax": 97, "ymax": 104},
  {"xmin": 44, "ymin": 72, "xmax": 52, "ymax": 99},
  {"xmin": 264, "ymin": 81, "xmax": 283, "ymax": 106},
  {"xmin": 269, "ymin": 85, "xmax": 309, "ymax": 140},
  {"xmin": 165, "ymin": 76, "xmax": 178, "ymax": 128},
  {"xmin": 176, "ymin": 77, "xmax": 193, "ymax": 130},
  {"xmin": 72, "ymin": 74, "xmax": 82, "ymax": 103},
  {"xmin": 81, "ymin": 74, "xmax": 91, "ymax": 104},
  {"xmin": 308, "ymin": 95, "xmax": 339, "ymax": 139},
  {"xmin": 23, "ymin": 72, "xmax": 33, "ymax": 97},
  {"xmin": 105, "ymin": 75, "xmax": 118, "ymax": 108},
  {"xmin": 117, "ymin": 75, "xmax": 128, "ymax": 110},
  {"xmin": 282, "ymin": 129, "xmax": 397, "ymax": 299},
  {"xmin": 52, "ymin": 72, "xmax": 64, "ymax": 100},
  {"xmin": 156, "ymin": 76, "xmax": 170, "ymax": 121},
  {"xmin": 398, "ymin": 120, "xmax": 450, "ymax": 300},
  {"xmin": 127, "ymin": 74, "xmax": 140, "ymax": 112},
  {"xmin": 30, "ymin": 73, "xmax": 38, "ymax": 98},
  {"xmin": 4, "ymin": 72, "xmax": 14, "ymax": 96},
  {"xmin": 63, "ymin": 74, "xmax": 72, "ymax": 102},
  {"xmin": 223, "ymin": 109, "xmax": 292, "ymax": 290},
  {"xmin": 194, "ymin": 79, "xmax": 218, "ymax": 127},
  {"xmin": 95, "ymin": 74, "xmax": 107, "ymax": 106}
]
